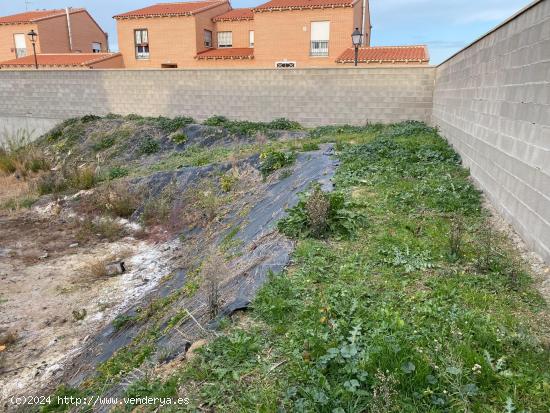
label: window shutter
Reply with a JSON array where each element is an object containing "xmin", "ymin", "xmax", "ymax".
[
  {"xmin": 135, "ymin": 30, "xmax": 141, "ymax": 44},
  {"xmin": 142, "ymin": 30, "xmax": 148, "ymax": 44},
  {"xmin": 311, "ymin": 21, "xmax": 330, "ymax": 41}
]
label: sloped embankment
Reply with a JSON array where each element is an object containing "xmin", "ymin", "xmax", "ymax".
[{"xmin": 0, "ymin": 114, "xmax": 343, "ymax": 410}]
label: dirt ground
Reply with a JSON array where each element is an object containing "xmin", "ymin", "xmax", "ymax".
[{"xmin": 0, "ymin": 206, "xmax": 176, "ymax": 403}]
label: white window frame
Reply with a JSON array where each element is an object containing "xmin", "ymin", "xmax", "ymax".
[
  {"xmin": 134, "ymin": 29, "xmax": 150, "ymax": 60},
  {"xmin": 14, "ymin": 33, "xmax": 27, "ymax": 58},
  {"xmin": 218, "ymin": 31, "xmax": 232, "ymax": 48},
  {"xmin": 310, "ymin": 21, "xmax": 330, "ymax": 57},
  {"xmin": 275, "ymin": 61, "xmax": 296, "ymax": 69},
  {"xmin": 249, "ymin": 30, "xmax": 254, "ymax": 48},
  {"xmin": 204, "ymin": 30, "xmax": 212, "ymax": 48}
]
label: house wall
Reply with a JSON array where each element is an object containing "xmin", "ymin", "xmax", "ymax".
[
  {"xmin": 214, "ymin": 20, "xmax": 254, "ymax": 49},
  {"xmin": 116, "ymin": 2, "xmax": 231, "ymax": 68},
  {"xmin": 432, "ymin": 0, "xmax": 550, "ymax": 262},
  {"xmin": 64, "ymin": 11, "xmax": 108, "ymax": 53},
  {"xmin": 194, "ymin": 3, "xmax": 233, "ymax": 54},
  {"xmin": 0, "ymin": 23, "xmax": 39, "ymax": 61},
  {"xmin": 34, "ymin": 15, "xmax": 71, "ymax": 53},
  {"xmin": 253, "ymin": 5, "xmax": 358, "ymax": 68}
]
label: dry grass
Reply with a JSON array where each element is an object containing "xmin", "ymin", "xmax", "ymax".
[
  {"xmin": 0, "ymin": 329, "xmax": 18, "ymax": 346},
  {"xmin": 201, "ymin": 251, "xmax": 228, "ymax": 320}
]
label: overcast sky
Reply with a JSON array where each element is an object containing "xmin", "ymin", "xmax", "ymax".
[{"xmin": 0, "ymin": 0, "xmax": 534, "ymax": 64}]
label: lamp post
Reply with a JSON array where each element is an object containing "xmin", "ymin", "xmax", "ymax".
[
  {"xmin": 351, "ymin": 27, "xmax": 363, "ymax": 67},
  {"xmin": 27, "ymin": 29, "xmax": 38, "ymax": 69}
]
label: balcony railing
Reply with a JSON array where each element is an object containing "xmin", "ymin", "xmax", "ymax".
[
  {"xmin": 310, "ymin": 41, "xmax": 329, "ymax": 57},
  {"xmin": 15, "ymin": 48, "xmax": 27, "ymax": 58}
]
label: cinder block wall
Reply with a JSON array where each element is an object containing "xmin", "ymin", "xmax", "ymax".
[
  {"xmin": 0, "ymin": 66, "xmax": 434, "ymax": 138},
  {"xmin": 432, "ymin": 0, "xmax": 550, "ymax": 262}
]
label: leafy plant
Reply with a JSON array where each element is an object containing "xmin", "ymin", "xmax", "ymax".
[
  {"xmin": 278, "ymin": 185, "xmax": 367, "ymax": 239},
  {"xmin": 171, "ymin": 132, "xmax": 187, "ymax": 144},
  {"xmin": 259, "ymin": 149, "xmax": 296, "ymax": 177}
]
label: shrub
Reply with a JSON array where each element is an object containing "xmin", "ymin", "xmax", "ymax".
[
  {"xmin": 259, "ymin": 150, "xmax": 296, "ymax": 178},
  {"xmin": 203, "ymin": 116, "xmax": 301, "ymax": 136},
  {"xmin": 382, "ymin": 120, "xmax": 437, "ymax": 138},
  {"xmin": 139, "ymin": 137, "xmax": 160, "ymax": 155},
  {"xmin": 126, "ymin": 113, "xmax": 144, "ymax": 121},
  {"xmin": 278, "ymin": 185, "xmax": 367, "ymax": 239}
]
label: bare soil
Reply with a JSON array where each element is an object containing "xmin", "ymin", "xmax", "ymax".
[{"xmin": 0, "ymin": 208, "xmax": 173, "ymax": 403}]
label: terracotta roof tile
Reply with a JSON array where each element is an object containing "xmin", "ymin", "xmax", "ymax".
[
  {"xmin": 336, "ymin": 45, "xmax": 429, "ymax": 64},
  {"xmin": 0, "ymin": 53, "xmax": 121, "ymax": 67},
  {"xmin": 254, "ymin": 0, "xmax": 355, "ymax": 12},
  {"xmin": 212, "ymin": 8, "xmax": 254, "ymax": 21},
  {"xmin": 195, "ymin": 47, "xmax": 254, "ymax": 59},
  {"xmin": 0, "ymin": 8, "xmax": 84, "ymax": 24},
  {"xmin": 114, "ymin": 1, "xmax": 226, "ymax": 19}
]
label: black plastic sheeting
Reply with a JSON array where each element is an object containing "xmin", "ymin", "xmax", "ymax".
[{"xmin": 50, "ymin": 145, "xmax": 337, "ymax": 409}]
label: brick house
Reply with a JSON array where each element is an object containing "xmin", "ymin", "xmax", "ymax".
[
  {"xmin": 115, "ymin": 0, "xmax": 429, "ymax": 69},
  {"xmin": 0, "ymin": 8, "xmax": 109, "ymax": 62}
]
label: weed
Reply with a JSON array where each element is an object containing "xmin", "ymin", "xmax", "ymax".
[
  {"xmin": 153, "ymin": 116, "xmax": 194, "ymax": 133},
  {"xmin": 138, "ymin": 137, "xmax": 160, "ymax": 155},
  {"xmin": 92, "ymin": 135, "xmax": 115, "ymax": 151},
  {"xmin": 107, "ymin": 166, "xmax": 129, "ymax": 180},
  {"xmin": 220, "ymin": 172, "xmax": 238, "ymax": 192},
  {"xmin": 171, "ymin": 132, "xmax": 187, "ymax": 144},
  {"xmin": 112, "ymin": 314, "xmax": 137, "ymax": 331},
  {"xmin": 202, "ymin": 252, "xmax": 227, "ymax": 319},
  {"xmin": 204, "ymin": 116, "xmax": 301, "ymax": 136},
  {"xmin": 76, "ymin": 217, "xmax": 125, "ymax": 242},
  {"xmin": 447, "ymin": 215, "xmax": 464, "ymax": 262},
  {"xmin": 1, "ymin": 196, "xmax": 37, "ymax": 211},
  {"xmin": 0, "ymin": 330, "xmax": 18, "ymax": 346},
  {"xmin": 259, "ymin": 149, "xmax": 296, "ymax": 178},
  {"xmin": 80, "ymin": 182, "xmax": 139, "ymax": 218},
  {"xmin": 278, "ymin": 185, "xmax": 367, "ymax": 239},
  {"xmin": 301, "ymin": 141, "xmax": 320, "ymax": 151},
  {"xmin": 72, "ymin": 309, "xmax": 87, "ymax": 321},
  {"xmin": 0, "ymin": 130, "xmax": 50, "ymax": 176},
  {"xmin": 81, "ymin": 114, "xmax": 101, "ymax": 123}
]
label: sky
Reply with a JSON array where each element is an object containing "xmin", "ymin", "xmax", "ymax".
[{"xmin": 0, "ymin": 0, "xmax": 534, "ymax": 64}]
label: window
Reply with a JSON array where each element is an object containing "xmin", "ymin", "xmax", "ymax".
[
  {"xmin": 218, "ymin": 31, "xmax": 232, "ymax": 48},
  {"xmin": 249, "ymin": 31, "xmax": 254, "ymax": 48},
  {"xmin": 13, "ymin": 33, "xmax": 27, "ymax": 58},
  {"xmin": 134, "ymin": 29, "xmax": 149, "ymax": 59},
  {"xmin": 204, "ymin": 30, "xmax": 212, "ymax": 48},
  {"xmin": 275, "ymin": 61, "xmax": 296, "ymax": 68},
  {"xmin": 92, "ymin": 42, "xmax": 102, "ymax": 53},
  {"xmin": 310, "ymin": 21, "xmax": 330, "ymax": 56}
]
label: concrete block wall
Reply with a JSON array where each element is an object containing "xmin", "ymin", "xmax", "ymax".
[
  {"xmin": 0, "ymin": 66, "xmax": 434, "ymax": 140},
  {"xmin": 432, "ymin": 0, "xmax": 550, "ymax": 262}
]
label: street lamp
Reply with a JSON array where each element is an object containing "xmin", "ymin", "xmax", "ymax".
[
  {"xmin": 27, "ymin": 29, "xmax": 38, "ymax": 69},
  {"xmin": 351, "ymin": 27, "xmax": 363, "ymax": 67}
]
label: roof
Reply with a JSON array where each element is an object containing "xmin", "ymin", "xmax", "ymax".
[
  {"xmin": 254, "ymin": 0, "xmax": 355, "ymax": 12},
  {"xmin": 336, "ymin": 45, "xmax": 430, "ymax": 64},
  {"xmin": 0, "ymin": 8, "xmax": 84, "ymax": 25},
  {"xmin": 114, "ymin": 1, "xmax": 227, "ymax": 19},
  {"xmin": 195, "ymin": 48, "xmax": 254, "ymax": 60},
  {"xmin": 0, "ymin": 53, "xmax": 121, "ymax": 68},
  {"xmin": 212, "ymin": 8, "xmax": 254, "ymax": 21}
]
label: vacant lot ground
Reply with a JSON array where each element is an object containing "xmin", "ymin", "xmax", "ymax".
[
  {"xmin": 1, "ymin": 117, "xmax": 549, "ymax": 412},
  {"xmin": 93, "ymin": 122, "xmax": 549, "ymax": 412}
]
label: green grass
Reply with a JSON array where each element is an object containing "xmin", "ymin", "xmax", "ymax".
[{"xmin": 139, "ymin": 122, "xmax": 550, "ymax": 412}]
